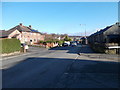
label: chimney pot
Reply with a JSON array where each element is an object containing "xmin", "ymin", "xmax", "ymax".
[{"xmin": 29, "ymin": 25, "xmax": 32, "ymax": 28}]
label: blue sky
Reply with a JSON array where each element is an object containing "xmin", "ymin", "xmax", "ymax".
[{"xmin": 2, "ymin": 2, "xmax": 118, "ymax": 36}]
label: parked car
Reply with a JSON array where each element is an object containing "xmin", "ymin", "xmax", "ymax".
[
  {"xmin": 70, "ymin": 41, "xmax": 77, "ymax": 46},
  {"xmin": 21, "ymin": 43, "xmax": 25, "ymax": 47},
  {"xmin": 76, "ymin": 41, "xmax": 79, "ymax": 44},
  {"xmin": 64, "ymin": 41, "xmax": 70, "ymax": 46}
]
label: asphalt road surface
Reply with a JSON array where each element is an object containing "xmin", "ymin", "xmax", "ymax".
[{"xmin": 2, "ymin": 45, "xmax": 120, "ymax": 88}]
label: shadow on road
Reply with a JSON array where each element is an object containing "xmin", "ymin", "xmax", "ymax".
[
  {"xmin": 49, "ymin": 45, "xmax": 94, "ymax": 54},
  {"xmin": 3, "ymin": 57, "xmax": 120, "ymax": 88}
]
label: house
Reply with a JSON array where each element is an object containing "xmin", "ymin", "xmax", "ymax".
[
  {"xmin": 88, "ymin": 22, "xmax": 120, "ymax": 54},
  {"xmin": 43, "ymin": 33, "xmax": 66, "ymax": 41},
  {"xmin": 80, "ymin": 36, "xmax": 88, "ymax": 44},
  {"xmin": 88, "ymin": 25, "xmax": 113, "ymax": 44},
  {"xmin": 88, "ymin": 22, "xmax": 120, "ymax": 45},
  {"xmin": 69, "ymin": 36, "xmax": 82, "ymax": 41},
  {"xmin": 0, "ymin": 23, "xmax": 45, "ymax": 45}
]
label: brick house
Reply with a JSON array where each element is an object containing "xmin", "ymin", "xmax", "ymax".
[{"xmin": 0, "ymin": 23, "xmax": 45, "ymax": 45}]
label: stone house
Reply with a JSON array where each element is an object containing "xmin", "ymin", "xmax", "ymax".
[
  {"xmin": 88, "ymin": 22, "xmax": 120, "ymax": 54},
  {"xmin": 0, "ymin": 23, "xmax": 45, "ymax": 45},
  {"xmin": 88, "ymin": 25, "xmax": 113, "ymax": 44}
]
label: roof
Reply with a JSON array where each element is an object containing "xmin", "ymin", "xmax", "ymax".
[
  {"xmin": 69, "ymin": 36, "xmax": 82, "ymax": 37},
  {"xmin": 9, "ymin": 25, "xmax": 31, "ymax": 32},
  {"xmin": 9, "ymin": 24, "xmax": 41, "ymax": 33},
  {"xmin": 104, "ymin": 24, "xmax": 120, "ymax": 35},
  {"xmin": 107, "ymin": 34, "xmax": 120, "ymax": 38},
  {"xmin": 90, "ymin": 22, "xmax": 120, "ymax": 37},
  {"xmin": 0, "ymin": 24, "xmax": 43, "ymax": 38},
  {"xmin": 0, "ymin": 30, "xmax": 9, "ymax": 38},
  {"xmin": 80, "ymin": 36, "xmax": 87, "ymax": 39},
  {"xmin": 89, "ymin": 25, "xmax": 113, "ymax": 37}
]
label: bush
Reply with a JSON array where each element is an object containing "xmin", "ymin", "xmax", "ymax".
[
  {"xmin": 64, "ymin": 36, "xmax": 69, "ymax": 41},
  {"xmin": 105, "ymin": 49, "xmax": 116, "ymax": 54},
  {"xmin": 39, "ymin": 40, "xmax": 44, "ymax": 43},
  {"xmin": 45, "ymin": 40, "xmax": 57, "ymax": 43},
  {"xmin": 0, "ymin": 38, "xmax": 21, "ymax": 54},
  {"xmin": 46, "ymin": 40, "xmax": 53, "ymax": 43},
  {"xmin": 58, "ymin": 40, "xmax": 64, "ymax": 46}
]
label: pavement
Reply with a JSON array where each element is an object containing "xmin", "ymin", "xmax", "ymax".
[{"xmin": 1, "ymin": 45, "xmax": 120, "ymax": 88}]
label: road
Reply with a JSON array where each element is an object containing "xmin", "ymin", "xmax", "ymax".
[{"xmin": 2, "ymin": 45, "xmax": 120, "ymax": 88}]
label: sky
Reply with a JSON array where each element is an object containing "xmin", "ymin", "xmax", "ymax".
[
  {"xmin": 1, "ymin": 2, "xmax": 118, "ymax": 36},
  {"xmin": 1, "ymin": 0, "xmax": 119, "ymax": 2}
]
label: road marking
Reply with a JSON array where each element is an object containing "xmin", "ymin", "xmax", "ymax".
[
  {"xmin": 71, "ymin": 55, "xmax": 79, "ymax": 63},
  {"xmin": 75, "ymin": 55, "xmax": 79, "ymax": 60},
  {"xmin": 64, "ymin": 73, "xmax": 68, "ymax": 74}
]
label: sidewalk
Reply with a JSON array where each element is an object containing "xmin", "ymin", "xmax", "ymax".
[
  {"xmin": 80, "ymin": 53, "xmax": 120, "ymax": 62},
  {"xmin": 78, "ymin": 45, "xmax": 120, "ymax": 62},
  {"xmin": 0, "ymin": 52, "xmax": 31, "ymax": 61}
]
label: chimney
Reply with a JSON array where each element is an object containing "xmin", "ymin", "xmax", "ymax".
[
  {"xmin": 19, "ymin": 23, "xmax": 23, "ymax": 26},
  {"xmin": 116, "ymin": 22, "xmax": 120, "ymax": 25},
  {"xmin": 29, "ymin": 25, "xmax": 32, "ymax": 28}
]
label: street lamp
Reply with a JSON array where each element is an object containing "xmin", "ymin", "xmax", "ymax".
[
  {"xmin": 80, "ymin": 24, "xmax": 86, "ymax": 37},
  {"xmin": 80, "ymin": 24, "xmax": 87, "ymax": 44}
]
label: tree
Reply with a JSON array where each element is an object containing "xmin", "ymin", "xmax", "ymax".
[
  {"xmin": 68, "ymin": 38, "xmax": 72, "ymax": 41},
  {"xmin": 64, "ymin": 36, "xmax": 71, "ymax": 41}
]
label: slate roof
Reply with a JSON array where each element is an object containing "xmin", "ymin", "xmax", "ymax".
[
  {"xmin": 90, "ymin": 25, "xmax": 113, "ymax": 37},
  {"xmin": 104, "ymin": 24, "xmax": 120, "ymax": 35},
  {"xmin": 0, "ymin": 30, "xmax": 9, "ymax": 38},
  {"xmin": 9, "ymin": 24, "xmax": 41, "ymax": 33},
  {"xmin": 107, "ymin": 34, "xmax": 120, "ymax": 38},
  {"xmin": 9, "ymin": 25, "xmax": 31, "ymax": 32},
  {"xmin": 0, "ymin": 24, "xmax": 42, "ymax": 38}
]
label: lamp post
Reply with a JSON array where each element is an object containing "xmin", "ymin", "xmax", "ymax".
[
  {"xmin": 80, "ymin": 24, "xmax": 86, "ymax": 37},
  {"xmin": 80, "ymin": 24, "xmax": 87, "ymax": 44}
]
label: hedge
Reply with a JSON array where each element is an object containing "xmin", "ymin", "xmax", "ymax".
[
  {"xmin": 0, "ymin": 38, "xmax": 21, "ymax": 54},
  {"xmin": 89, "ymin": 43, "xmax": 106, "ymax": 53},
  {"xmin": 57, "ymin": 40, "xmax": 64, "ymax": 46},
  {"xmin": 39, "ymin": 40, "xmax": 65, "ymax": 46}
]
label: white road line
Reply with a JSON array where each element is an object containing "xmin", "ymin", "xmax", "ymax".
[
  {"xmin": 72, "ymin": 55, "xmax": 79, "ymax": 63},
  {"xmin": 75, "ymin": 55, "xmax": 79, "ymax": 60}
]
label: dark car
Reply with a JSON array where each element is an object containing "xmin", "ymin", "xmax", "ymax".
[
  {"xmin": 21, "ymin": 43, "xmax": 26, "ymax": 47},
  {"xmin": 21, "ymin": 43, "xmax": 29, "ymax": 48}
]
